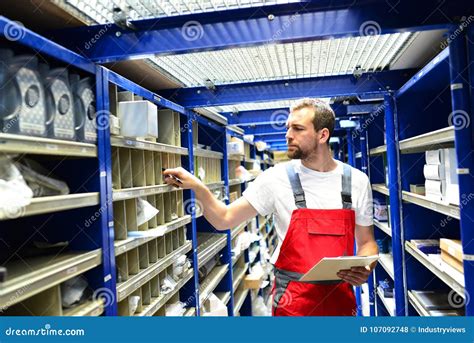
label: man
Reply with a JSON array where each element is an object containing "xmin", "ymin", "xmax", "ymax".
[{"xmin": 163, "ymin": 98, "xmax": 378, "ymax": 316}]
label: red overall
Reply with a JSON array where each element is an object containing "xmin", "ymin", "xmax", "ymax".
[{"xmin": 272, "ymin": 163, "xmax": 356, "ymax": 316}]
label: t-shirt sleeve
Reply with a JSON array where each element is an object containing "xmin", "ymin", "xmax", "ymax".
[
  {"xmin": 354, "ymin": 173, "xmax": 374, "ymax": 226},
  {"xmin": 242, "ymin": 168, "xmax": 276, "ymax": 216}
]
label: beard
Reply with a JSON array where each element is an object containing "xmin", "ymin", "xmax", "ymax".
[{"xmin": 287, "ymin": 145, "xmax": 307, "ymax": 159}]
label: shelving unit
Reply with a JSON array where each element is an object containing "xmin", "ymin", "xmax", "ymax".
[{"xmin": 1, "ymin": 0, "xmax": 472, "ymax": 320}]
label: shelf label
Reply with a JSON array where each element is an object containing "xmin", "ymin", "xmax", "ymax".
[
  {"xmin": 450, "ymin": 83, "xmax": 463, "ymax": 90},
  {"xmin": 45, "ymin": 144, "xmax": 59, "ymax": 151},
  {"xmin": 67, "ymin": 266, "xmax": 78, "ymax": 275},
  {"xmin": 457, "ymin": 168, "xmax": 469, "ymax": 174},
  {"xmin": 100, "ymin": 171, "xmax": 107, "ymax": 177},
  {"xmin": 104, "ymin": 274, "xmax": 112, "ymax": 282}
]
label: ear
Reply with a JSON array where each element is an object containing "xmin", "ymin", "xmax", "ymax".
[{"xmin": 319, "ymin": 128, "xmax": 330, "ymax": 144}]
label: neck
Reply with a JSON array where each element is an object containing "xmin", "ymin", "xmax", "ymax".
[{"xmin": 300, "ymin": 145, "xmax": 337, "ymax": 172}]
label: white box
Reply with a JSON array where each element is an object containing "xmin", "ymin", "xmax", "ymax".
[
  {"xmin": 425, "ymin": 179, "xmax": 446, "ymax": 198},
  {"xmin": 423, "ymin": 164, "xmax": 445, "ymax": 180},
  {"xmin": 444, "ymin": 148, "xmax": 459, "ymax": 205},
  {"xmin": 118, "ymin": 101, "xmax": 158, "ymax": 138},
  {"xmin": 202, "ymin": 294, "xmax": 228, "ymax": 316},
  {"xmin": 425, "ymin": 149, "xmax": 444, "ymax": 165}
]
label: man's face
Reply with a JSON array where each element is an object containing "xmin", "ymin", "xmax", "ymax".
[{"xmin": 285, "ymin": 107, "xmax": 322, "ymax": 159}]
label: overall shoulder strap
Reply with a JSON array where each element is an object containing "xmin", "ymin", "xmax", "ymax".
[
  {"xmin": 341, "ymin": 163, "xmax": 353, "ymax": 209},
  {"xmin": 286, "ymin": 163, "xmax": 307, "ymax": 209}
]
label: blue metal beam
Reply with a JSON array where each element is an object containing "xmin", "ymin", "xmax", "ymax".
[
  {"xmin": 161, "ymin": 70, "xmax": 412, "ymax": 108},
  {"xmin": 47, "ymin": 0, "xmax": 467, "ymax": 63}
]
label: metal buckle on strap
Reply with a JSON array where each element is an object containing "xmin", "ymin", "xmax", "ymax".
[
  {"xmin": 295, "ymin": 194, "xmax": 305, "ymax": 203},
  {"xmin": 341, "ymin": 192, "xmax": 352, "ymax": 204}
]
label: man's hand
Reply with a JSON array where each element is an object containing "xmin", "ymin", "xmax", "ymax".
[
  {"xmin": 162, "ymin": 167, "xmax": 203, "ymax": 190},
  {"xmin": 336, "ymin": 266, "xmax": 371, "ymax": 286}
]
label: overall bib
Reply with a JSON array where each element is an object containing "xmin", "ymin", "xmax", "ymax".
[{"xmin": 272, "ymin": 163, "xmax": 357, "ymax": 316}]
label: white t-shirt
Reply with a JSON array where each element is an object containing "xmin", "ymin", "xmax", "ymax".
[{"xmin": 242, "ymin": 159, "xmax": 373, "ymax": 264}]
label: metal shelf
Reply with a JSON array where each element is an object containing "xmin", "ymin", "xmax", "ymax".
[
  {"xmin": 63, "ymin": 299, "xmax": 104, "ymax": 316},
  {"xmin": 370, "ymin": 145, "xmax": 387, "ymax": 156},
  {"xmin": 138, "ymin": 269, "xmax": 194, "ymax": 316},
  {"xmin": 215, "ymin": 291, "xmax": 231, "ymax": 305},
  {"xmin": 199, "ymin": 264, "xmax": 229, "ymax": 306},
  {"xmin": 231, "ymin": 220, "xmax": 250, "ymax": 240},
  {"xmin": 399, "ymin": 126, "xmax": 455, "ymax": 154},
  {"xmin": 232, "ymin": 264, "xmax": 249, "ymax": 290},
  {"xmin": 407, "ymin": 291, "xmax": 430, "ymax": 316},
  {"xmin": 379, "ymin": 253, "xmax": 394, "ymax": 279},
  {"xmin": 377, "ymin": 287, "xmax": 395, "ymax": 316},
  {"xmin": 0, "ymin": 249, "xmax": 102, "ymax": 307},
  {"xmin": 232, "ymin": 249, "xmax": 245, "ymax": 266},
  {"xmin": 233, "ymin": 288, "xmax": 249, "ymax": 315},
  {"xmin": 229, "ymin": 178, "xmax": 244, "ymax": 186},
  {"xmin": 374, "ymin": 219, "xmax": 391, "ymax": 237},
  {"xmin": 401, "ymin": 191, "xmax": 460, "ymax": 219},
  {"xmin": 0, "ymin": 133, "xmax": 97, "ymax": 157},
  {"xmin": 197, "ymin": 232, "xmax": 228, "ymax": 266},
  {"xmin": 0, "ymin": 193, "xmax": 100, "ymax": 221},
  {"xmin": 184, "ymin": 307, "xmax": 196, "ymax": 316},
  {"xmin": 113, "ymin": 184, "xmax": 179, "ymax": 202},
  {"xmin": 193, "ymin": 148, "xmax": 223, "ymax": 159},
  {"xmin": 206, "ymin": 181, "xmax": 225, "ymax": 190},
  {"xmin": 405, "ymin": 241, "xmax": 465, "ymax": 298},
  {"xmin": 372, "ymin": 184, "xmax": 389, "ymax": 196},
  {"xmin": 244, "ymin": 158, "xmax": 257, "ymax": 163},
  {"xmin": 111, "ymin": 136, "xmax": 188, "ymax": 155},
  {"xmin": 116, "ymin": 242, "xmax": 192, "ymax": 301},
  {"xmin": 114, "ymin": 216, "xmax": 192, "ymax": 256}
]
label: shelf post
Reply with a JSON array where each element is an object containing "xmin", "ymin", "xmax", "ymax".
[
  {"xmin": 96, "ymin": 66, "xmax": 118, "ymax": 316},
  {"xmin": 384, "ymin": 94, "xmax": 406, "ymax": 316},
  {"xmin": 181, "ymin": 111, "xmax": 201, "ymax": 316},
  {"xmin": 448, "ymin": 28, "xmax": 474, "ymax": 315},
  {"xmin": 347, "ymin": 130, "xmax": 355, "ymax": 167}
]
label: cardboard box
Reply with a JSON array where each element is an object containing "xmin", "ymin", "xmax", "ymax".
[
  {"xmin": 441, "ymin": 250, "xmax": 464, "ymax": 273},
  {"xmin": 202, "ymin": 293, "xmax": 228, "ymax": 316},
  {"xmin": 440, "ymin": 239, "xmax": 463, "ymax": 262},
  {"xmin": 244, "ymin": 269, "xmax": 264, "ymax": 289},
  {"xmin": 227, "ymin": 141, "xmax": 245, "ymax": 155},
  {"xmin": 229, "ymin": 191, "xmax": 239, "ymax": 203},
  {"xmin": 410, "ymin": 184, "xmax": 426, "ymax": 195}
]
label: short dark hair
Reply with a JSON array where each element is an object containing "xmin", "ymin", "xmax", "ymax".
[{"xmin": 290, "ymin": 98, "xmax": 335, "ymax": 143}]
